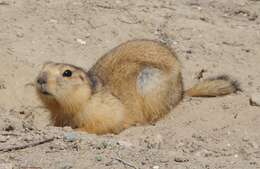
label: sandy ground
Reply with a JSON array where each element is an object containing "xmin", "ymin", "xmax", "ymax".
[{"xmin": 0, "ymin": 0, "xmax": 260, "ymax": 168}]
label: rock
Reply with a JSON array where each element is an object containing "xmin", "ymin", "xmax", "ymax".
[
  {"xmin": 61, "ymin": 164, "xmax": 73, "ymax": 169},
  {"xmin": 248, "ymin": 141, "xmax": 259, "ymax": 149},
  {"xmin": 63, "ymin": 132, "xmax": 78, "ymax": 142},
  {"xmin": 3, "ymin": 124, "xmax": 15, "ymax": 131},
  {"xmin": 0, "ymin": 1, "xmax": 9, "ymax": 5},
  {"xmin": 153, "ymin": 166, "xmax": 159, "ymax": 169},
  {"xmin": 49, "ymin": 19, "xmax": 58, "ymax": 23},
  {"xmin": 0, "ymin": 135, "xmax": 8, "ymax": 143},
  {"xmin": 186, "ymin": 49, "xmax": 192, "ymax": 54},
  {"xmin": 96, "ymin": 141, "xmax": 108, "ymax": 149},
  {"xmin": 248, "ymin": 13, "xmax": 258, "ymax": 21},
  {"xmin": 76, "ymin": 38, "xmax": 86, "ymax": 45},
  {"xmin": 250, "ymin": 94, "xmax": 260, "ymax": 106},
  {"xmin": 95, "ymin": 156, "xmax": 102, "ymax": 161},
  {"xmin": 174, "ymin": 157, "xmax": 189, "ymax": 163}
]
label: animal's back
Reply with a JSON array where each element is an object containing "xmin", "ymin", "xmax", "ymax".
[{"xmin": 89, "ymin": 40, "xmax": 183, "ymax": 124}]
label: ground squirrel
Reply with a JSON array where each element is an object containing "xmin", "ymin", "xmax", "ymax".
[{"xmin": 36, "ymin": 39, "xmax": 239, "ymax": 134}]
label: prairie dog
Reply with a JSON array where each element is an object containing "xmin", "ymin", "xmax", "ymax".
[{"xmin": 36, "ymin": 40, "xmax": 239, "ymax": 134}]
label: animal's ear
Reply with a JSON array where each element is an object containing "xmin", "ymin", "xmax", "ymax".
[
  {"xmin": 87, "ymin": 74, "xmax": 103, "ymax": 91},
  {"xmin": 79, "ymin": 74, "xmax": 85, "ymax": 81}
]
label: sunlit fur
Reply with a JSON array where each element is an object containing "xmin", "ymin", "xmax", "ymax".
[{"xmin": 36, "ymin": 39, "xmax": 238, "ymax": 134}]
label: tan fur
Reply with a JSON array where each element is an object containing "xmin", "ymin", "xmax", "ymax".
[
  {"xmin": 35, "ymin": 39, "xmax": 238, "ymax": 134},
  {"xmin": 185, "ymin": 77, "xmax": 238, "ymax": 97}
]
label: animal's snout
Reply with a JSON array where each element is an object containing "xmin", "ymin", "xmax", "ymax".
[{"xmin": 37, "ymin": 72, "xmax": 48, "ymax": 85}]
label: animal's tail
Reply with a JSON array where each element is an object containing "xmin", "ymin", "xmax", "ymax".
[{"xmin": 185, "ymin": 75, "xmax": 240, "ymax": 97}]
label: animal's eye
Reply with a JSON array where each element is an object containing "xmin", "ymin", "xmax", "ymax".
[{"xmin": 63, "ymin": 70, "xmax": 72, "ymax": 77}]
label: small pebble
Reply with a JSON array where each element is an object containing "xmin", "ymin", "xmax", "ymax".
[
  {"xmin": 153, "ymin": 166, "xmax": 159, "ymax": 169},
  {"xmin": 16, "ymin": 32, "xmax": 24, "ymax": 38},
  {"xmin": 76, "ymin": 38, "xmax": 86, "ymax": 45},
  {"xmin": 61, "ymin": 165, "xmax": 73, "ymax": 169},
  {"xmin": 3, "ymin": 124, "xmax": 15, "ymax": 131},
  {"xmin": 248, "ymin": 13, "xmax": 258, "ymax": 21},
  {"xmin": 172, "ymin": 41, "xmax": 178, "ymax": 45},
  {"xmin": 0, "ymin": 135, "xmax": 8, "ymax": 143},
  {"xmin": 0, "ymin": 1, "xmax": 9, "ymax": 5},
  {"xmin": 242, "ymin": 137, "xmax": 249, "ymax": 142},
  {"xmin": 49, "ymin": 19, "xmax": 58, "ymax": 23},
  {"xmin": 95, "ymin": 156, "xmax": 102, "ymax": 161},
  {"xmin": 0, "ymin": 83, "xmax": 6, "ymax": 89},
  {"xmin": 186, "ymin": 50, "xmax": 192, "ymax": 54},
  {"xmin": 250, "ymin": 94, "xmax": 260, "ymax": 106},
  {"xmin": 97, "ymin": 141, "xmax": 108, "ymax": 149},
  {"xmin": 63, "ymin": 132, "xmax": 78, "ymax": 142},
  {"xmin": 19, "ymin": 111, "xmax": 25, "ymax": 115},
  {"xmin": 250, "ymin": 161, "xmax": 257, "ymax": 165},
  {"xmin": 249, "ymin": 141, "xmax": 259, "ymax": 149},
  {"xmin": 174, "ymin": 157, "xmax": 189, "ymax": 163}
]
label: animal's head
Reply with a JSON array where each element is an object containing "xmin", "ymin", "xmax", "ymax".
[{"xmin": 36, "ymin": 61, "xmax": 92, "ymax": 114}]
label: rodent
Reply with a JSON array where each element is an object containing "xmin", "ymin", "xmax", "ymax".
[{"xmin": 35, "ymin": 39, "xmax": 239, "ymax": 134}]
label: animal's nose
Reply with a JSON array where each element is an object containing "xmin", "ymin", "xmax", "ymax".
[
  {"xmin": 37, "ymin": 72, "xmax": 48, "ymax": 85},
  {"xmin": 37, "ymin": 77, "xmax": 46, "ymax": 85}
]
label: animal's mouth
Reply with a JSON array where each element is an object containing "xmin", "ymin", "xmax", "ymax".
[
  {"xmin": 36, "ymin": 84, "xmax": 53, "ymax": 96},
  {"xmin": 40, "ymin": 90, "xmax": 52, "ymax": 96}
]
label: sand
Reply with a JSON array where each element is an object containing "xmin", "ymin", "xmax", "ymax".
[{"xmin": 0, "ymin": 0, "xmax": 260, "ymax": 168}]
